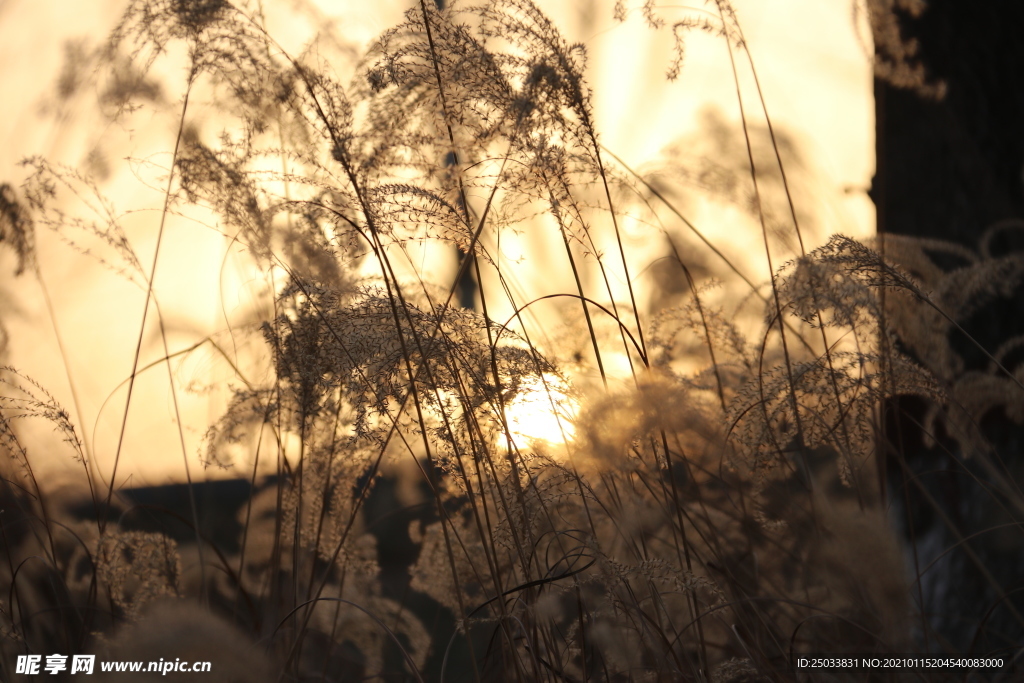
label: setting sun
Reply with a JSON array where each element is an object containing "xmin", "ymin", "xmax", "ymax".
[{"xmin": 500, "ymin": 373, "xmax": 578, "ymax": 449}]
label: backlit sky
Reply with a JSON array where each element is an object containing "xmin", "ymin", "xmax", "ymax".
[{"xmin": 0, "ymin": 0, "xmax": 875, "ymax": 485}]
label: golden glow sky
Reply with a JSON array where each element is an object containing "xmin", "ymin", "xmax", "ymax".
[{"xmin": 0, "ymin": 0, "xmax": 875, "ymax": 485}]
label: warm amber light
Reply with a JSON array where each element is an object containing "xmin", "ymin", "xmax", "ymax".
[
  {"xmin": 0, "ymin": 0, "xmax": 874, "ymax": 483},
  {"xmin": 501, "ymin": 373, "xmax": 577, "ymax": 449}
]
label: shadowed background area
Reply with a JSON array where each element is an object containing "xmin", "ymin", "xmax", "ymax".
[{"xmin": 872, "ymin": 0, "xmax": 1024, "ymax": 661}]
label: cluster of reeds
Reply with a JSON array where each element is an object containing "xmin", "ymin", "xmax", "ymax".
[{"xmin": 0, "ymin": 1, "xmax": 1021, "ymax": 681}]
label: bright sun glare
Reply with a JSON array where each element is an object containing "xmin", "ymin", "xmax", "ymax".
[{"xmin": 501, "ymin": 373, "xmax": 577, "ymax": 449}]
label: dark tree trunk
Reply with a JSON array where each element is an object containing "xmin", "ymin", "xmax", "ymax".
[{"xmin": 873, "ymin": 0, "xmax": 1024, "ymax": 658}]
